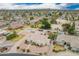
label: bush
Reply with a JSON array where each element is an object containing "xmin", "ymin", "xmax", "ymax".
[
  {"xmin": 48, "ymin": 32, "xmax": 58, "ymax": 40},
  {"xmin": 39, "ymin": 44, "xmax": 43, "ymax": 47},
  {"xmin": 31, "ymin": 42, "xmax": 36, "ymax": 45},
  {"xmin": 38, "ymin": 53, "xmax": 42, "ymax": 55},
  {"xmin": 27, "ymin": 49, "xmax": 30, "ymax": 52},
  {"xmin": 17, "ymin": 46, "xmax": 20, "ymax": 49},
  {"xmin": 30, "ymin": 16, "xmax": 34, "ymax": 20},
  {"xmin": 44, "ymin": 52, "xmax": 47, "ymax": 55},
  {"xmin": 22, "ymin": 49, "xmax": 25, "ymax": 52},
  {"xmin": 24, "ymin": 40, "xmax": 29, "ymax": 44}
]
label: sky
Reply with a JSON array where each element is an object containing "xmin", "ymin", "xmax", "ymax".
[{"xmin": 0, "ymin": 3, "xmax": 79, "ymax": 10}]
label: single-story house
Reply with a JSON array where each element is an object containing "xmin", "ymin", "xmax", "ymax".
[
  {"xmin": 56, "ymin": 18, "xmax": 70, "ymax": 25},
  {"xmin": 0, "ymin": 29, "xmax": 9, "ymax": 35},
  {"xmin": 9, "ymin": 21, "xmax": 24, "ymax": 29},
  {"xmin": 26, "ymin": 30, "xmax": 50, "ymax": 45},
  {"xmin": 51, "ymin": 24, "xmax": 63, "ymax": 32},
  {"xmin": 0, "ymin": 20, "xmax": 6, "ymax": 27},
  {"xmin": 56, "ymin": 34, "xmax": 79, "ymax": 50},
  {"xmin": 75, "ymin": 21, "xmax": 79, "ymax": 34}
]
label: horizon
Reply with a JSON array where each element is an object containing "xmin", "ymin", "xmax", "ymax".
[{"xmin": 0, "ymin": 3, "xmax": 79, "ymax": 10}]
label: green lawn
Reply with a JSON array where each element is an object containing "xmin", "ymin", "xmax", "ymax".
[{"xmin": 9, "ymin": 35, "xmax": 23, "ymax": 42}]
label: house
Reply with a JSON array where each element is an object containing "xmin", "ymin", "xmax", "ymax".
[
  {"xmin": 0, "ymin": 36, "xmax": 6, "ymax": 44},
  {"xmin": 56, "ymin": 18, "xmax": 70, "ymax": 25},
  {"xmin": 0, "ymin": 40, "xmax": 13, "ymax": 53},
  {"xmin": 75, "ymin": 21, "xmax": 79, "ymax": 34},
  {"xmin": 0, "ymin": 29, "xmax": 10, "ymax": 44},
  {"xmin": 0, "ymin": 20, "xmax": 6, "ymax": 28},
  {"xmin": 26, "ymin": 30, "xmax": 50, "ymax": 45},
  {"xmin": 56, "ymin": 34, "xmax": 79, "ymax": 50},
  {"xmin": 0, "ymin": 29, "xmax": 9, "ymax": 35},
  {"xmin": 9, "ymin": 21, "xmax": 24, "ymax": 29},
  {"xmin": 51, "ymin": 24, "xmax": 63, "ymax": 32}
]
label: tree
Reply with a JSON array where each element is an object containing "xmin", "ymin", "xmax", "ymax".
[
  {"xmin": 62, "ymin": 24, "xmax": 71, "ymax": 32},
  {"xmin": 40, "ymin": 18, "xmax": 51, "ymax": 29},
  {"xmin": 48, "ymin": 32, "xmax": 58, "ymax": 40},
  {"xmin": 50, "ymin": 13, "xmax": 57, "ymax": 24},
  {"xmin": 68, "ymin": 22, "xmax": 75, "ymax": 35},
  {"xmin": 62, "ymin": 23, "xmax": 76, "ymax": 35},
  {"xmin": 51, "ymin": 11, "xmax": 62, "ymax": 24},
  {"xmin": 30, "ymin": 16, "xmax": 34, "ymax": 20}
]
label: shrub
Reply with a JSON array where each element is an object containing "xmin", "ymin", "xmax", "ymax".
[
  {"xmin": 24, "ymin": 40, "xmax": 29, "ymax": 44},
  {"xmin": 22, "ymin": 49, "xmax": 25, "ymax": 52},
  {"xmin": 48, "ymin": 32, "xmax": 58, "ymax": 40},
  {"xmin": 44, "ymin": 52, "xmax": 47, "ymax": 55},
  {"xmin": 30, "ymin": 16, "xmax": 34, "ymax": 20},
  {"xmin": 31, "ymin": 42, "xmax": 36, "ymax": 45},
  {"xmin": 17, "ymin": 46, "xmax": 20, "ymax": 49},
  {"xmin": 27, "ymin": 49, "xmax": 30, "ymax": 52},
  {"xmin": 38, "ymin": 53, "xmax": 42, "ymax": 55}
]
